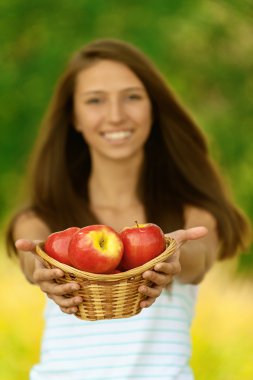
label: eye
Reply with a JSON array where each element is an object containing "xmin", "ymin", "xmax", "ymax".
[
  {"xmin": 127, "ymin": 94, "xmax": 142, "ymax": 101},
  {"xmin": 85, "ymin": 97, "xmax": 103, "ymax": 104}
]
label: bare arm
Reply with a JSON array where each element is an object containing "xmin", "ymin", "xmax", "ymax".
[
  {"xmin": 13, "ymin": 213, "xmax": 82, "ymax": 314},
  {"xmin": 177, "ymin": 206, "xmax": 220, "ymax": 284},
  {"xmin": 139, "ymin": 207, "xmax": 220, "ymax": 308},
  {"xmin": 13, "ymin": 212, "xmax": 51, "ymax": 283}
]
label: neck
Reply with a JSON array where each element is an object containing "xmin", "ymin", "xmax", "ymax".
[{"xmin": 88, "ymin": 152, "xmax": 144, "ymax": 209}]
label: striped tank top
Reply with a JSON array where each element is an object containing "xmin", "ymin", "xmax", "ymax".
[{"xmin": 30, "ymin": 281, "xmax": 198, "ymax": 380}]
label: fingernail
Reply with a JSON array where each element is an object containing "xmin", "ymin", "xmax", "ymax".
[{"xmin": 72, "ymin": 284, "xmax": 80, "ymax": 291}]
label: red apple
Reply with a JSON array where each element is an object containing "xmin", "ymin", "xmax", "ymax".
[
  {"xmin": 109, "ymin": 269, "xmax": 122, "ymax": 274},
  {"xmin": 68, "ymin": 225, "xmax": 124, "ymax": 273},
  {"xmin": 119, "ymin": 222, "xmax": 166, "ymax": 270},
  {"xmin": 44, "ymin": 227, "xmax": 80, "ymax": 265}
]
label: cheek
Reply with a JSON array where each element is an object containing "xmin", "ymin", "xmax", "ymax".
[
  {"xmin": 74, "ymin": 107, "xmax": 103, "ymax": 133},
  {"xmin": 136, "ymin": 104, "xmax": 153, "ymax": 133}
]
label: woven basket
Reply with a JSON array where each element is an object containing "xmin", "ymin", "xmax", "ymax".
[{"xmin": 35, "ymin": 236, "xmax": 177, "ymax": 321}]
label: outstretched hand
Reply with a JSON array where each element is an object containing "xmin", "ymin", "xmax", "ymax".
[
  {"xmin": 169, "ymin": 226, "xmax": 208, "ymax": 245},
  {"xmin": 15, "ymin": 239, "xmax": 83, "ymax": 315},
  {"xmin": 138, "ymin": 226, "xmax": 208, "ymax": 308}
]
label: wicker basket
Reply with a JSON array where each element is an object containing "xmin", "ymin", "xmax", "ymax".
[{"xmin": 35, "ymin": 236, "xmax": 177, "ymax": 321}]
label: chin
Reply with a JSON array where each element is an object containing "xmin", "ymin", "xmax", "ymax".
[{"xmin": 96, "ymin": 146, "xmax": 144, "ymax": 162}]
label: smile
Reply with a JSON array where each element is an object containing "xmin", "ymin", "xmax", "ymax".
[{"xmin": 101, "ymin": 130, "xmax": 133, "ymax": 142}]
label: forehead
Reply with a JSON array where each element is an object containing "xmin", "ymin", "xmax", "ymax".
[{"xmin": 75, "ymin": 59, "xmax": 145, "ymax": 92}]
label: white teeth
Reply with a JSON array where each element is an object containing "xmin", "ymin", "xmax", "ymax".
[{"xmin": 102, "ymin": 131, "xmax": 132, "ymax": 141}]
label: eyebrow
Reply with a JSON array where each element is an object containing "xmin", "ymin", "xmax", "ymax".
[{"xmin": 81, "ymin": 86, "xmax": 145, "ymax": 96}]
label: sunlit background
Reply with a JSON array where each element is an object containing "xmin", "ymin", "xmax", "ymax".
[{"xmin": 1, "ymin": 1, "xmax": 253, "ymax": 379}]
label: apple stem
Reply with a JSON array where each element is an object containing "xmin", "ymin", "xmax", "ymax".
[
  {"xmin": 135, "ymin": 220, "xmax": 139, "ymax": 228},
  {"xmin": 99, "ymin": 238, "xmax": 105, "ymax": 249}
]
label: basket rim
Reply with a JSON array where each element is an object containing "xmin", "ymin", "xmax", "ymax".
[{"xmin": 35, "ymin": 236, "xmax": 177, "ymax": 281}]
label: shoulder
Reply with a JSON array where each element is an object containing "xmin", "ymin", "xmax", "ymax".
[
  {"xmin": 184, "ymin": 205, "xmax": 217, "ymax": 230},
  {"xmin": 13, "ymin": 210, "xmax": 51, "ymax": 241}
]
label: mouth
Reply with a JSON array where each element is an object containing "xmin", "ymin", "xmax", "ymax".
[{"xmin": 101, "ymin": 130, "xmax": 133, "ymax": 142}]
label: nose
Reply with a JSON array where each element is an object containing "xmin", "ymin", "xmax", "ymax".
[{"xmin": 107, "ymin": 98, "xmax": 125, "ymax": 125}]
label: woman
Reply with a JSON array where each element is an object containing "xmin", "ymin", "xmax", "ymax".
[{"xmin": 6, "ymin": 39, "xmax": 251, "ymax": 379}]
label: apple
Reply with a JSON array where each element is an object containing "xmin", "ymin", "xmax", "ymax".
[
  {"xmin": 44, "ymin": 227, "xmax": 80, "ymax": 265},
  {"xmin": 68, "ymin": 225, "xmax": 124, "ymax": 273},
  {"xmin": 119, "ymin": 222, "xmax": 166, "ymax": 270},
  {"xmin": 109, "ymin": 269, "xmax": 122, "ymax": 274}
]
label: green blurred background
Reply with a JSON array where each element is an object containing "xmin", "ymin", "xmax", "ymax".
[{"xmin": 1, "ymin": 1, "xmax": 253, "ymax": 379}]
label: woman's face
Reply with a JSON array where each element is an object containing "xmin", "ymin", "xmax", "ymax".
[{"xmin": 73, "ymin": 59, "xmax": 152, "ymax": 161}]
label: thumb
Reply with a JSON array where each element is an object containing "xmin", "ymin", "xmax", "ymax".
[
  {"xmin": 167, "ymin": 226, "xmax": 208, "ymax": 247},
  {"xmin": 15, "ymin": 239, "xmax": 43, "ymax": 254},
  {"xmin": 15, "ymin": 239, "xmax": 47, "ymax": 268}
]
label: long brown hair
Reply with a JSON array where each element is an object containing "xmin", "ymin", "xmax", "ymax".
[{"xmin": 6, "ymin": 38, "xmax": 251, "ymax": 258}]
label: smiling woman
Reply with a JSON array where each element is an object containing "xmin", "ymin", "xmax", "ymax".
[{"xmin": 5, "ymin": 39, "xmax": 251, "ymax": 380}]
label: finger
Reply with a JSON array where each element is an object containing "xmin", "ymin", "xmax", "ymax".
[
  {"xmin": 15, "ymin": 239, "xmax": 43, "ymax": 254},
  {"xmin": 41, "ymin": 281, "xmax": 80, "ymax": 296},
  {"xmin": 33, "ymin": 267, "xmax": 64, "ymax": 283},
  {"xmin": 140, "ymin": 297, "xmax": 156, "ymax": 308},
  {"xmin": 142, "ymin": 270, "xmax": 173, "ymax": 286},
  {"xmin": 139, "ymin": 284, "xmax": 162, "ymax": 298},
  {"xmin": 53, "ymin": 295, "xmax": 83, "ymax": 308},
  {"xmin": 154, "ymin": 260, "xmax": 181, "ymax": 276},
  {"xmin": 167, "ymin": 226, "xmax": 208, "ymax": 246},
  {"xmin": 60, "ymin": 306, "xmax": 78, "ymax": 314}
]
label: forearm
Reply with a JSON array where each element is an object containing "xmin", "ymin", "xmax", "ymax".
[
  {"xmin": 12, "ymin": 212, "xmax": 51, "ymax": 283},
  {"xmin": 177, "ymin": 206, "xmax": 221, "ymax": 284}
]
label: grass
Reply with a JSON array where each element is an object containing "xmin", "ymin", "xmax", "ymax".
[{"xmin": 1, "ymin": 251, "xmax": 253, "ymax": 379}]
